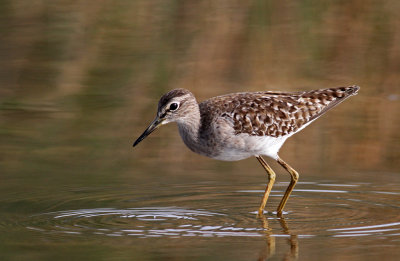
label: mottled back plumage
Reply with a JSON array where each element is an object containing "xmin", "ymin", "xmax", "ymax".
[{"xmin": 199, "ymin": 86, "xmax": 359, "ymax": 138}]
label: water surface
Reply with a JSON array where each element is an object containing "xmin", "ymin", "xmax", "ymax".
[
  {"xmin": 1, "ymin": 175, "xmax": 399, "ymax": 260},
  {"xmin": 1, "ymin": 0, "xmax": 400, "ymax": 260}
]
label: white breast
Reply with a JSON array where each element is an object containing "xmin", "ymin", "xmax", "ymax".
[{"xmin": 210, "ymin": 133, "xmax": 289, "ymax": 161}]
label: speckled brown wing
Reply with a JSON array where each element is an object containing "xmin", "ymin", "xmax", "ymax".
[{"xmin": 200, "ymin": 86, "xmax": 359, "ymax": 138}]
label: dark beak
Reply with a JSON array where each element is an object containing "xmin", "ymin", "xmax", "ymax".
[{"xmin": 133, "ymin": 116, "xmax": 163, "ymax": 147}]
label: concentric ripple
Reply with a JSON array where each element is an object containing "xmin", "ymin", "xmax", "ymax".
[
  {"xmin": 26, "ymin": 207, "xmax": 265, "ymax": 238},
  {"xmin": 17, "ymin": 180, "xmax": 400, "ymax": 239}
]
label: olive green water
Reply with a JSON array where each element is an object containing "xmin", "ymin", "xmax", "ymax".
[{"xmin": 1, "ymin": 1, "xmax": 400, "ymax": 260}]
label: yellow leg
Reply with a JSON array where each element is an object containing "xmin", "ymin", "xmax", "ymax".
[
  {"xmin": 276, "ymin": 157, "xmax": 299, "ymax": 215},
  {"xmin": 256, "ymin": 156, "xmax": 276, "ymax": 216}
]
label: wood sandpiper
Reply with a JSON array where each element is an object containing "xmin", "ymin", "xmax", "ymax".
[{"xmin": 133, "ymin": 85, "xmax": 360, "ymax": 215}]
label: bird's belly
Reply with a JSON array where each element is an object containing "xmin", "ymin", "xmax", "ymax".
[{"xmin": 211, "ymin": 134, "xmax": 289, "ymax": 161}]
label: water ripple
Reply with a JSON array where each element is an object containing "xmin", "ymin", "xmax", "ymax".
[
  {"xmin": 26, "ymin": 207, "xmax": 265, "ymax": 238},
  {"xmin": 10, "ymin": 181, "xmax": 400, "ymax": 240}
]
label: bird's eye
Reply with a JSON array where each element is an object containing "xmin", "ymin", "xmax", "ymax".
[{"xmin": 169, "ymin": 102, "xmax": 179, "ymax": 111}]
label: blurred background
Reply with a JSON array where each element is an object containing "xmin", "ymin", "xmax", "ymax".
[
  {"xmin": 0, "ymin": 0, "xmax": 399, "ymax": 260},
  {"xmin": 1, "ymin": 0, "xmax": 399, "ymax": 183}
]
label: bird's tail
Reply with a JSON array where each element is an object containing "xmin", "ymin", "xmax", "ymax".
[{"xmin": 345, "ymin": 85, "xmax": 360, "ymax": 96}]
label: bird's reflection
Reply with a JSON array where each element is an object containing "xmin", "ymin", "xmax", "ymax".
[{"xmin": 258, "ymin": 214, "xmax": 298, "ymax": 261}]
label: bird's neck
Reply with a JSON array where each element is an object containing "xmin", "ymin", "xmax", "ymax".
[{"xmin": 177, "ymin": 104, "xmax": 206, "ymax": 155}]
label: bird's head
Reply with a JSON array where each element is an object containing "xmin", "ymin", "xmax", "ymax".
[{"xmin": 133, "ymin": 88, "xmax": 197, "ymax": 147}]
